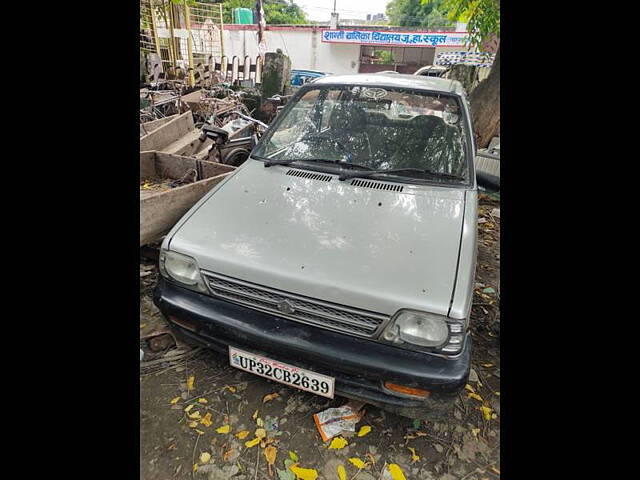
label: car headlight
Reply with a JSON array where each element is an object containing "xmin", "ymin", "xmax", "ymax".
[
  {"xmin": 159, "ymin": 250, "xmax": 207, "ymax": 293},
  {"xmin": 382, "ymin": 310, "xmax": 449, "ymax": 347}
]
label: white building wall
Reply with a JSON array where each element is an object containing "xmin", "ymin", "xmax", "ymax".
[{"xmin": 221, "ymin": 28, "xmax": 468, "ymax": 75}]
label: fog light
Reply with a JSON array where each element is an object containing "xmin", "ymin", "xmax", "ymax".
[{"xmin": 384, "ymin": 382, "xmax": 431, "ymax": 398}]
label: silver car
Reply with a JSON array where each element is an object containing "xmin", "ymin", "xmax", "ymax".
[{"xmin": 154, "ymin": 73, "xmax": 477, "ymax": 419}]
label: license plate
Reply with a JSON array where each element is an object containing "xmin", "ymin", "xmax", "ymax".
[{"xmin": 229, "ymin": 346, "xmax": 335, "ymax": 399}]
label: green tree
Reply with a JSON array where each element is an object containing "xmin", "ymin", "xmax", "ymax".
[
  {"xmin": 386, "ymin": 0, "xmax": 455, "ymax": 29},
  {"xmin": 220, "ymin": 0, "xmax": 307, "ymax": 25},
  {"xmin": 435, "ymin": 0, "xmax": 500, "ymax": 147}
]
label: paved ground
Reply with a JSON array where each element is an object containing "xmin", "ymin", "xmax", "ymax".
[{"xmin": 140, "ymin": 193, "xmax": 500, "ymax": 480}]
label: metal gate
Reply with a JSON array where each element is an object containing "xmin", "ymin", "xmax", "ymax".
[{"xmin": 140, "ymin": 0, "xmax": 225, "ymax": 86}]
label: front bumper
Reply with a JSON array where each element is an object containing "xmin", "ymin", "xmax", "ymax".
[{"xmin": 153, "ymin": 278, "xmax": 471, "ymax": 419}]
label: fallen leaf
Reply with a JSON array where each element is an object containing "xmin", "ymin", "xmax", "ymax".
[
  {"xmin": 188, "ymin": 411, "xmax": 202, "ymax": 420},
  {"xmin": 195, "ymin": 429, "xmax": 205, "ymax": 435},
  {"xmin": 198, "ymin": 398, "xmax": 208, "ymax": 404},
  {"xmin": 245, "ymin": 437, "xmax": 261, "ymax": 448},
  {"xmin": 495, "ymin": 391, "xmax": 500, "ymax": 396},
  {"xmin": 337, "ymin": 465, "xmax": 347, "ymax": 480},
  {"xmin": 289, "ymin": 451, "xmax": 299, "ymax": 462},
  {"xmin": 170, "ymin": 397, "xmax": 181, "ymax": 405},
  {"xmin": 481, "ymin": 363, "xmax": 494, "ymax": 367},
  {"xmin": 236, "ymin": 430, "xmax": 250, "ymax": 439},
  {"xmin": 407, "ymin": 447, "xmax": 420, "ymax": 463},
  {"xmin": 184, "ymin": 404, "xmax": 194, "ymax": 413},
  {"xmin": 264, "ymin": 446, "xmax": 277, "ymax": 475},
  {"xmin": 252, "ymin": 409, "xmax": 259, "ymax": 420},
  {"xmin": 465, "ymin": 384, "xmax": 475, "ymax": 393},
  {"xmin": 490, "ymin": 466, "xmax": 500, "ymax": 475},
  {"xmin": 201, "ymin": 412, "xmax": 213, "ymax": 427},
  {"xmin": 216, "ymin": 425, "xmax": 231, "ymax": 434},
  {"xmin": 289, "ymin": 464, "xmax": 318, "ymax": 480},
  {"xmin": 188, "ymin": 421, "xmax": 199, "ymax": 428},
  {"xmin": 255, "ymin": 428, "xmax": 266, "ymax": 439},
  {"xmin": 193, "ymin": 463, "xmax": 198, "ymax": 473},
  {"xmin": 223, "ymin": 385, "xmax": 237, "ymax": 393},
  {"xmin": 365, "ymin": 453, "xmax": 376, "ymax": 465},
  {"xmin": 468, "ymin": 392, "xmax": 484, "ymax": 402},
  {"xmin": 388, "ymin": 464, "xmax": 407, "ymax": 480},
  {"xmin": 357, "ymin": 425, "xmax": 372, "ymax": 437},
  {"xmin": 187, "ymin": 375, "xmax": 195, "ymax": 391},
  {"xmin": 199, "ymin": 452, "xmax": 211, "ymax": 464},
  {"xmin": 223, "ymin": 449, "xmax": 234, "ymax": 462},
  {"xmin": 256, "ymin": 417, "xmax": 265, "ymax": 427},
  {"xmin": 140, "ymin": 323, "xmax": 147, "ymax": 328},
  {"xmin": 328, "ymin": 437, "xmax": 348, "ymax": 449},
  {"xmin": 277, "ymin": 467, "xmax": 296, "ymax": 480},
  {"xmin": 480, "ymin": 406, "xmax": 493, "ymax": 421},
  {"xmin": 471, "ymin": 428, "xmax": 480, "ymax": 438},
  {"xmin": 348, "ymin": 458, "xmax": 366, "ymax": 469},
  {"xmin": 263, "ymin": 392, "xmax": 280, "ymax": 403}
]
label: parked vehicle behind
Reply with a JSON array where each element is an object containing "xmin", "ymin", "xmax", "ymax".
[
  {"xmin": 154, "ymin": 74, "xmax": 478, "ymax": 419},
  {"xmin": 290, "ymin": 69, "xmax": 330, "ymax": 87}
]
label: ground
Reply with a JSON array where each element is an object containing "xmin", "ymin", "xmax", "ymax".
[{"xmin": 140, "ymin": 193, "xmax": 500, "ymax": 480}]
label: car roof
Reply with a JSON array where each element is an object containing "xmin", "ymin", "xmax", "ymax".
[{"xmin": 311, "ymin": 73, "xmax": 465, "ymax": 95}]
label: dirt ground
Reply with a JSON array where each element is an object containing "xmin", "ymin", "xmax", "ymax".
[{"xmin": 140, "ymin": 193, "xmax": 500, "ymax": 480}]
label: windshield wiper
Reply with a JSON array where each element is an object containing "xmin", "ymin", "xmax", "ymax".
[
  {"xmin": 263, "ymin": 158, "xmax": 374, "ymax": 171},
  {"xmin": 337, "ymin": 168, "xmax": 465, "ymax": 182}
]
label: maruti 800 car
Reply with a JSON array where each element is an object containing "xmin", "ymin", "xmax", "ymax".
[{"xmin": 154, "ymin": 74, "xmax": 478, "ymax": 419}]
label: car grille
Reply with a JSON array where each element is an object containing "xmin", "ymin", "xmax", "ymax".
[{"xmin": 201, "ymin": 271, "xmax": 389, "ymax": 338}]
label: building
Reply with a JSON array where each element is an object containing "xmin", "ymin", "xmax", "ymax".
[{"xmin": 221, "ymin": 24, "xmax": 474, "ymax": 75}]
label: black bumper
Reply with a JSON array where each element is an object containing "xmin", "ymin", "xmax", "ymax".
[{"xmin": 153, "ymin": 278, "xmax": 471, "ymax": 419}]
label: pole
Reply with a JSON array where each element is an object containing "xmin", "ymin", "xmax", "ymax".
[
  {"xmin": 184, "ymin": 0, "xmax": 195, "ymax": 87},
  {"xmin": 219, "ymin": 3, "xmax": 225, "ymax": 58}
]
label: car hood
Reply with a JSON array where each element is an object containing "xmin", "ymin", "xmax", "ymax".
[{"xmin": 169, "ymin": 160, "xmax": 466, "ymax": 316}]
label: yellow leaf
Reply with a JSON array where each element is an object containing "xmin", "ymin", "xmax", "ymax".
[
  {"xmin": 490, "ymin": 466, "xmax": 501, "ymax": 475},
  {"xmin": 198, "ymin": 398, "xmax": 208, "ymax": 404},
  {"xmin": 328, "ymin": 437, "xmax": 348, "ymax": 449},
  {"xmin": 256, "ymin": 417, "xmax": 264, "ymax": 427},
  {"xmin": 481, "ymin": 363, "xmax": 494, "ymax": 367},
  {"xmin": 200, "ymin": 412, "xmax": 213, "ymax": 427},
  {"xmin": 289, "ymin": 464, "xmax": 318, "ymax": 480},
  {"xmin": 348, "ymin": 458, "xmax": 366, "ymax": 469},
  {"xmin": 236, "ymin": 430, "xmax": 250, "ymax": 439},
  {"xmin": 223, "ymin": 385, "xmax": 237, "ymax": 393},
  {"xmin": 195, "ymin": 429, "xmax": 205, "ymax": 435},
  {"xmin": 255, "ymin": 428, "xmax": 266, "ymax": 439},
  {"xmin": 263, "ymin": 392, "xmax": 280, "ymax": 403},
  {"xmin": 480, "ymin": 406, "xmax": 493, "ymax": 421},
  {"xmin": 407, "ymin": 447, "xmax": 420, "ymax": 463},
  {"xmin": 187, "ymin": 375, "xmax": 195, "ymax": 391},
  {"xmin": 184, "ymin": 404, "xmax": 194, "ymax": 413},
  {"xmin": 245, "ymin": 437, "xmax": 261, "ymax": 448},
  {"xmin": 140, "ymin": 323, "xmax": 147, "ymax": 329},
  {"xmin": 357, "ymin": 425, "xmax": 372, "ymax": 437},
  {"xmin": 199, "ymin": 452, "xmax": 211, "ymax": 464},
  {"xmin": 193, "ymin": 464, "xmax": 198, "ymax": 473},
  {"xmin": 170, "ymin": 397, "xmax": 181, "ymax": 405},
  {"xmin": 337, "ymin": 465, "xmax": 347, "ymax": 480},
  {"xmin": 388, "ymin": 464, "xmax": 407, "ymax": 480},
  {"xmin": 264, "ymin": 445, "xmax": 277, "ymax": 465},
  {"xmin": 495, "ymin": 391, "xmax": 500, "ymax": 396},
  {"xmin": 252, "ymin": 409, "xmax": 259, "ymax": 420},
  {"xmin": 465, "ymin": 384, "xmax": 475, "ymax": 393},
  {"xmin": 471, "ymin": 427, "xmax": 480, "ymax": 438},
  {"xmin": 216, "ymin": 425, "xmax": 231, "ymax": 434},
  {"xmin": 188, "ymin": 421, "xmax": 199, "ymax": 428},
  {"xmin": 188, "ymin": 411, "xmax": 201, "ymax": 420},
  {"xmin": 289, "ymin": 451, "xmax": 299, "ymax": 462},
  {"xmin": 468, "ymin": 392, "xmax": 484, "ymax": 402}
]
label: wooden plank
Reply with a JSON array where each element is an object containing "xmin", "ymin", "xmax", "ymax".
[
  {"xmin": 140, "ymin": 151, "xmax": 158, "ymax": 178},
  {"xmin": 153, "ymin": 152, "xmax": 234, "ymax": 180},
  {"xmin": 139, "ymin": 111, "xmax": 195, "ymax": 152},
  {"xmin": 140, "ymin": 172, "xmax": 232, "ymax": 246}
]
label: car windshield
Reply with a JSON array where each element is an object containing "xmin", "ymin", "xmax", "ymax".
[{"xmin": 253, "ymin": 85, "xmax": 470, "ymax": 184}]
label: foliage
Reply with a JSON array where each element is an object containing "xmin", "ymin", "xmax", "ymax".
[
  {"xmin": 386, "ymin": 0, "xmax": 455, "ymax": 29},
  {"xmin": 376, "ymin": 50, "xmax": 393, "ymax": 64},
  {"xmin": 217, "ymin": 0, "xmax": 307, "ymax": 25},
  {"xmin": 429, "ymin": 0, "xmax": 500, "ymax": 47}
]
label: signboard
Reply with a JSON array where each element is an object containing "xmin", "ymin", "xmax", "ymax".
[{"xmin": 321, "ymin": 29, "xmax": 468, "ymax": 47}]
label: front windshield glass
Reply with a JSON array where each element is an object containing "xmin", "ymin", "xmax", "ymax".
[{"xmin": 253, "ymin": 85, "xmax": 470, "ymax": 184}]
